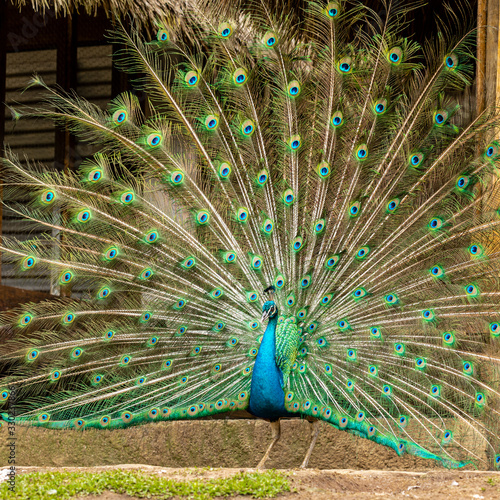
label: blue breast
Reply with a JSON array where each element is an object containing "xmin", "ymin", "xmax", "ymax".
[{"xmin": 248, "ymin": 315, "xmax": 294, "ymax": 420}]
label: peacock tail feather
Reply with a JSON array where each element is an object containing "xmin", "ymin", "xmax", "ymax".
[{"xmin": 1, "ymin": 0, "xmax": 500, "ymax": 470}]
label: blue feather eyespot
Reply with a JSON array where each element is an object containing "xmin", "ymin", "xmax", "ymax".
[
  {"xmin": 370, "ymin": 326, "xmax": 381, "ymax": 338},
  {"xmin": 139, "ymin": 268, "xmax": 153, "ymax": 280},
  {"xmin": 387, "ymin": 47, "xmax": 403, "ymax": 65},
  {"xmin": 469, "ymin": 244, "xmax": 484, "ymax": 257},
  {"xmin": 398, "ymin": 443, "xmax": 405, "ymax": 453},
  {"xmin": 331, "ymin": 111, "xmax": 343, "ymax": 128},
  {"xmin": 214, "ymin": 322, "xmax": 225, "ymax": 331},
  {"xmin": 262, "ymin": 218, "xmax": 274, "ymax": 235},
  {"xmin": 210, "ymin": 288, "xmax": 224, "ymax": 299},
  {"xmin": 428, "ymin": 217, "xmax": 444, "ymax": 230},
  {"xmin": 283, "ymin": 188, "xmax": 295, "ymax": 205},
  {"xmin": 386, "ymin": 198, "xmax": 400, "ymax": 213},
  {"xmin": 191, "ymin": 346, "xmax": 202, "ymax": 356},
  {"xmin": 112, "ymin": 109, "xmax": 127, "ymax": 125},
  {"xmin": 19, "ymin": 313, "xmax": 33, "ymax": 326},
  {"xmin": 352, "ymin": 287, "xmax": 367, "ymax": 299},
  {"xmin": 179, "ymin": 376, "xmax": 189, "ymax": 385},
  {"xmin": 490, "ymin": 322, "xmax": 500, "ymax": 337},
  {"xmin": 339, "ymin": 416, "xmax": 348, "ymax": 427},
  {"xmin": 317, "ymin": 337, "xmax": 327, "ymax": 347},
  {"xmin": 247, "ymin": 291, "xmax": 259, "ymax": 302},
  {"xmin": 297, "ymin": 308, "xmax": 307, "ymax": 319},
  {"xmin": 49, "ymin": 370, "xmax": 61, "ymax": 382},
  {"xmin": 121, "ymin": 412, "xmax": 133, "ymax": 422},
  {"xmin": 338, "ymin": 57, "xmax": 352, "ymax": 74},
  {"xmin": 415, "ymin": 357, "xmax": 426, "ymax": 370},
  {"xmin": 218, "ymin": 162, "xmax": 231, "ymax": 179},
  {"xmin": 398, "ymin": 416, "xmax": 408, "ymax": 428},
  {"xmin": 288, "ymin": 134, "xmax": 301, "ymax": 151},
  {"xmin": 485, "ymin": 142, "xmax": 499, "ymax": 159},
  {"xmin": 149, "ymin": 408, "xmax": 160, "ymax": 419},
  {"xmin": 325, "ymin": 254, "xmax": 340, "ymax": 269},
  {"xmin": 475, "ymin": 392, "xmax": 485, "ymax": 406},
  {"xmin": 212, "ymin": 363, "xmax": 222, "ymax": 373},
  {"xmin": 120, "ymin": 191, "xmax": 135, "ymax": 204},
  {"xmin": 433, "ymin": 109, "xmax": 448, "ymax": 126},
  {"xmin": 409, "ymin": 152, "xmax": 424, "ymax": 168},
  {"xmin": 320, "ymin": 294, "xmax": 333, "ymax": 306},
  {"xmin": 394, "ymin": 343, "xmax": 405, "ymax": 355},
  {"xmin": 236, "ymin": 207, "xmax": 249, "ymax": 222},
  {"xmin": 382, "ymin": 385, "xmax": 392, "ymax": 397},
  {"xmin": 76, "ymin": 209, "xmax": 91, "ymax": 223},
  {"xmin": 147, "ymin": 133, "xmax": 162, "ymax": 148},
  {"xmin": 145, "ymin": 230, "xmax": 159, "ymax": 243},
  {"xmin": 104, "ymin": 330, "xmax": 115, "ymax": 340},
  {"xmin": 422, "ymin": 309, "xmax": 435, "ymax": 321},
  {"xmin": 251, "ymin": 255, "xmax": 263, "ymax": 270},
  {"xmin": 97, "ymin": 287, "xmax": 111, "ymax": 299},
  {"xmin": 218, "ymin": 22, "xmax": 233, "ymax": 38},
  {"xmin": 300, "ymin": 274, "xmax": 311, "ymax": 288},
  {"xmin": 170, "ymin": 170, "xmax": 184, "ymax": 185},
  {"xmin": 248, "ymin": 347, "xmax": 259, "ymax": 357},
  {"xmin": 223, "ymin": 251, "xmax": 237, "ymax": 263},
  {"xmin": 456, "ymin": 175, "xmax": 470, "ymax": 191},
  {"xmin": 445, "ymin": 53, "xmax": 458, "ymax": 70},
  {"xmin": 291, "ymin": 236, "xmax": 304, "ymax": 252},
  {"xmin": 465, "ymin": 283, "xmax": 479, "ymax": 297},
  {"xmin": 104, "ymin": 246, "xmax": 118, "ymax": 261},
  {"xmin": 286, "ymin": 293, "xmax": 295, "ymax": 306},
  {"xmin": 140, "ymin": 311, "xmax": 152, "ymax": 322},
  {"xmin": 38, "ymin": 413, "xmax": 50, "ymax": 423},
  {"xmin": 74, "ymin": 419, "xmax": 85, "ymax": 429},
  {"xmin": 324, "ymin": 364, "xmax": 332, "ymax": 374},
  {"xmin": 174, "ymin": 298, "xmax": 187, "ymax": 310},
  {"xmin": 298, "ymin": 363, "xmax": 307, "ymax": 373},
  {"xmin": 148, "ymin": 336, "xmax": 159, "ymax": 347},
  {"xmin": 346, "ymin": 379, "xmax": 354, "ymax": 391},
  {"xmin": 71, "ymin": 347, "xmax": 83, "ymax": 359},
  {"xmin": 349, "ymin": 201, "xmax": 361, "ymax": 217},
  {"xmin": 287, "ymin": 80, "xmax": 301, "ymax": 97},
  {"xmin": 347, "ymin": 348, "xmax": 357, "ymax": 361},
  {"xmin": 338, "ymin": 319, "xmax": 350, "ymax": 330},
  {"xmin": 262, "ymin": 31, "xmax": 277, "ymax": 47},
  {"xmin": 463, "ymin": 360, "xmax": 473, "ymax": 375},
  {"xmin": 196, "ymin": 210, "xmax": 210, "ymax": 225},
  {"xmin": 355, "ymin": 246, "xmax": 370, "ymax": 260},
  {"xmin": 326, "ymin": 1, "xmax": 340, "ymax": 17},
  {"xmin": 355, "ymin": 144, "xmax": 368, "ymax": 160},
  {"xmin": 385, "ymin": 293, "xmax": 399, "ymax": 305},
  {"xmin": 87, "ymin": 169, "xmax": 102, "ymax": 183},
  {"xmin": 308, "ymin": 322, "xmax": 317, "ymax": 333},
  {"xmin": 316, "ymin": 161, "xmax": 331, "ymax": 179},
  {"xmin": 185, "ymin": 70, "xmax": 199, "ymax": 87},
  {"xmin": 242, "ymin": 366, "xmax": 252, "ymax": 376},
  {"xmin": 496, "ymin": 454, "xmax": 500, "ymax": 468},
  {"xmin": 368, "ymin": 426, "xmax": 376, "ymax": 437},
  {"xmin": 136, "ymin": 376, "xmax": 147, "ymax": 385},
  {"xmin": 157, "ymin": 29, "xmax": 169, "ymax": 42},
  {"xmin": 442, "ymin": 331, "xmax": 455, "ymax": 346},
  {"xmin": 204, "ymin": 114, "xmax": 219, "ymax": 130},
  {"xmin": 162, "ymin": 359, "xmax": 173, "ymax": 370},
  {"xmin": 314, "ymin": 218, "xmax": 325, "ymax": 233},
  {"xmin": 176, "ymin": 326, "xmax": 187, "ymax": 336},
  {"xmin": 40, "ymin": 189, "xmax": 56, "ymax": 204},
  {"xmin": 249, "ymin": 321, "xmax": 260, "ymax": 330},
  {"xmin": 429, "ymin": 265, "xmax": 445, "ymax": 278},
  {"xmin": 91, "ymin": 374, "xmax": 103, "ymax": 385},
  {"xmin": 374, "ymin": 98, "xmax": 387, "ymax": 115},
  {"xmin": 233, "ymin": 68, "xmax": 248, "ymax": 85},
  {"xmin": 241, "ymin": 119, "xmax": 255, "ymax": 136},
  {"xmin": 442, "ymin": 430, "xmax": 453, "ymax": 444},
  {"xmin": 63, "ymin": 313, "xmax": 75, "ymax": 324},
  {"xmin": 256, "ymin": 169, "xmax": 269, "ymax": 186},
  {"xmin": 368, "ymin": 365, "xmax": 378, "ymax": 376}
]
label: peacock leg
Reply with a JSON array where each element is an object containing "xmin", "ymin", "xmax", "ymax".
[
  {"xmin": 256, "ymin": 420, "xmax": 281, "ymax": 469},
  {"xmin": 300, "ymin": 419, "xmax": 320, "ymax": 469}
]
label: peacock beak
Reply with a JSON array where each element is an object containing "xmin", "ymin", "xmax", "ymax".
[{"xmin": 261, "ymin": 309, "xmax": 271, "ymax": 322}]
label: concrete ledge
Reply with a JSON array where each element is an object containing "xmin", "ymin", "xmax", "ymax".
[{"xmin": 0, "ymin": 418, "xmax": 487, "ymax": 470}]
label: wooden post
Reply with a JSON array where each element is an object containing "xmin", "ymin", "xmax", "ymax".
[{"xmin": 0, "ymin": 2, "xmax": 8, "ymax": 284}]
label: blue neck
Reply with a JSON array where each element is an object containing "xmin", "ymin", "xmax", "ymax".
[{"xmin": 248, "ymin": 315, "xmax": 291, "ymax": 420}]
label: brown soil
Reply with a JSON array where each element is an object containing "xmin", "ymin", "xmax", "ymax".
[{"xmin": 9, "ymin": 465, "xmax": 500, "ymax": 499}]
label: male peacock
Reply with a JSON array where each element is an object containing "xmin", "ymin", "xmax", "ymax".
[{"xmin": 1, "ymin": 0, "xmax": 500, "ymax": 470}]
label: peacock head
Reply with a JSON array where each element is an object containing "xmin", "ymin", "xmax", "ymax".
[{"xmin": 261, "ymin": 301, "xmax": 278, "ymax": 322}]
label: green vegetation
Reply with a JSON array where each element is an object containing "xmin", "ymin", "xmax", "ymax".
[{"xmin": 0, "ymin": 469, "xmax": 290, "ymax": 500}]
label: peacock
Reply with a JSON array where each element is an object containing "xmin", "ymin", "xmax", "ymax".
[{"xmin": 2, "ymin": 0, "xmax": 500, "ymax": 471}]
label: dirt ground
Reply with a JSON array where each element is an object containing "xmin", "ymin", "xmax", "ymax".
[{"xmin": 10, "ymin": 464, "xmax": 500, "ymax": 499}]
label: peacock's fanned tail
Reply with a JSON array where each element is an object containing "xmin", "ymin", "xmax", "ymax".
[{"xmin": 1, "ymin": 0, "xmax": 500, "ymax": 470}]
